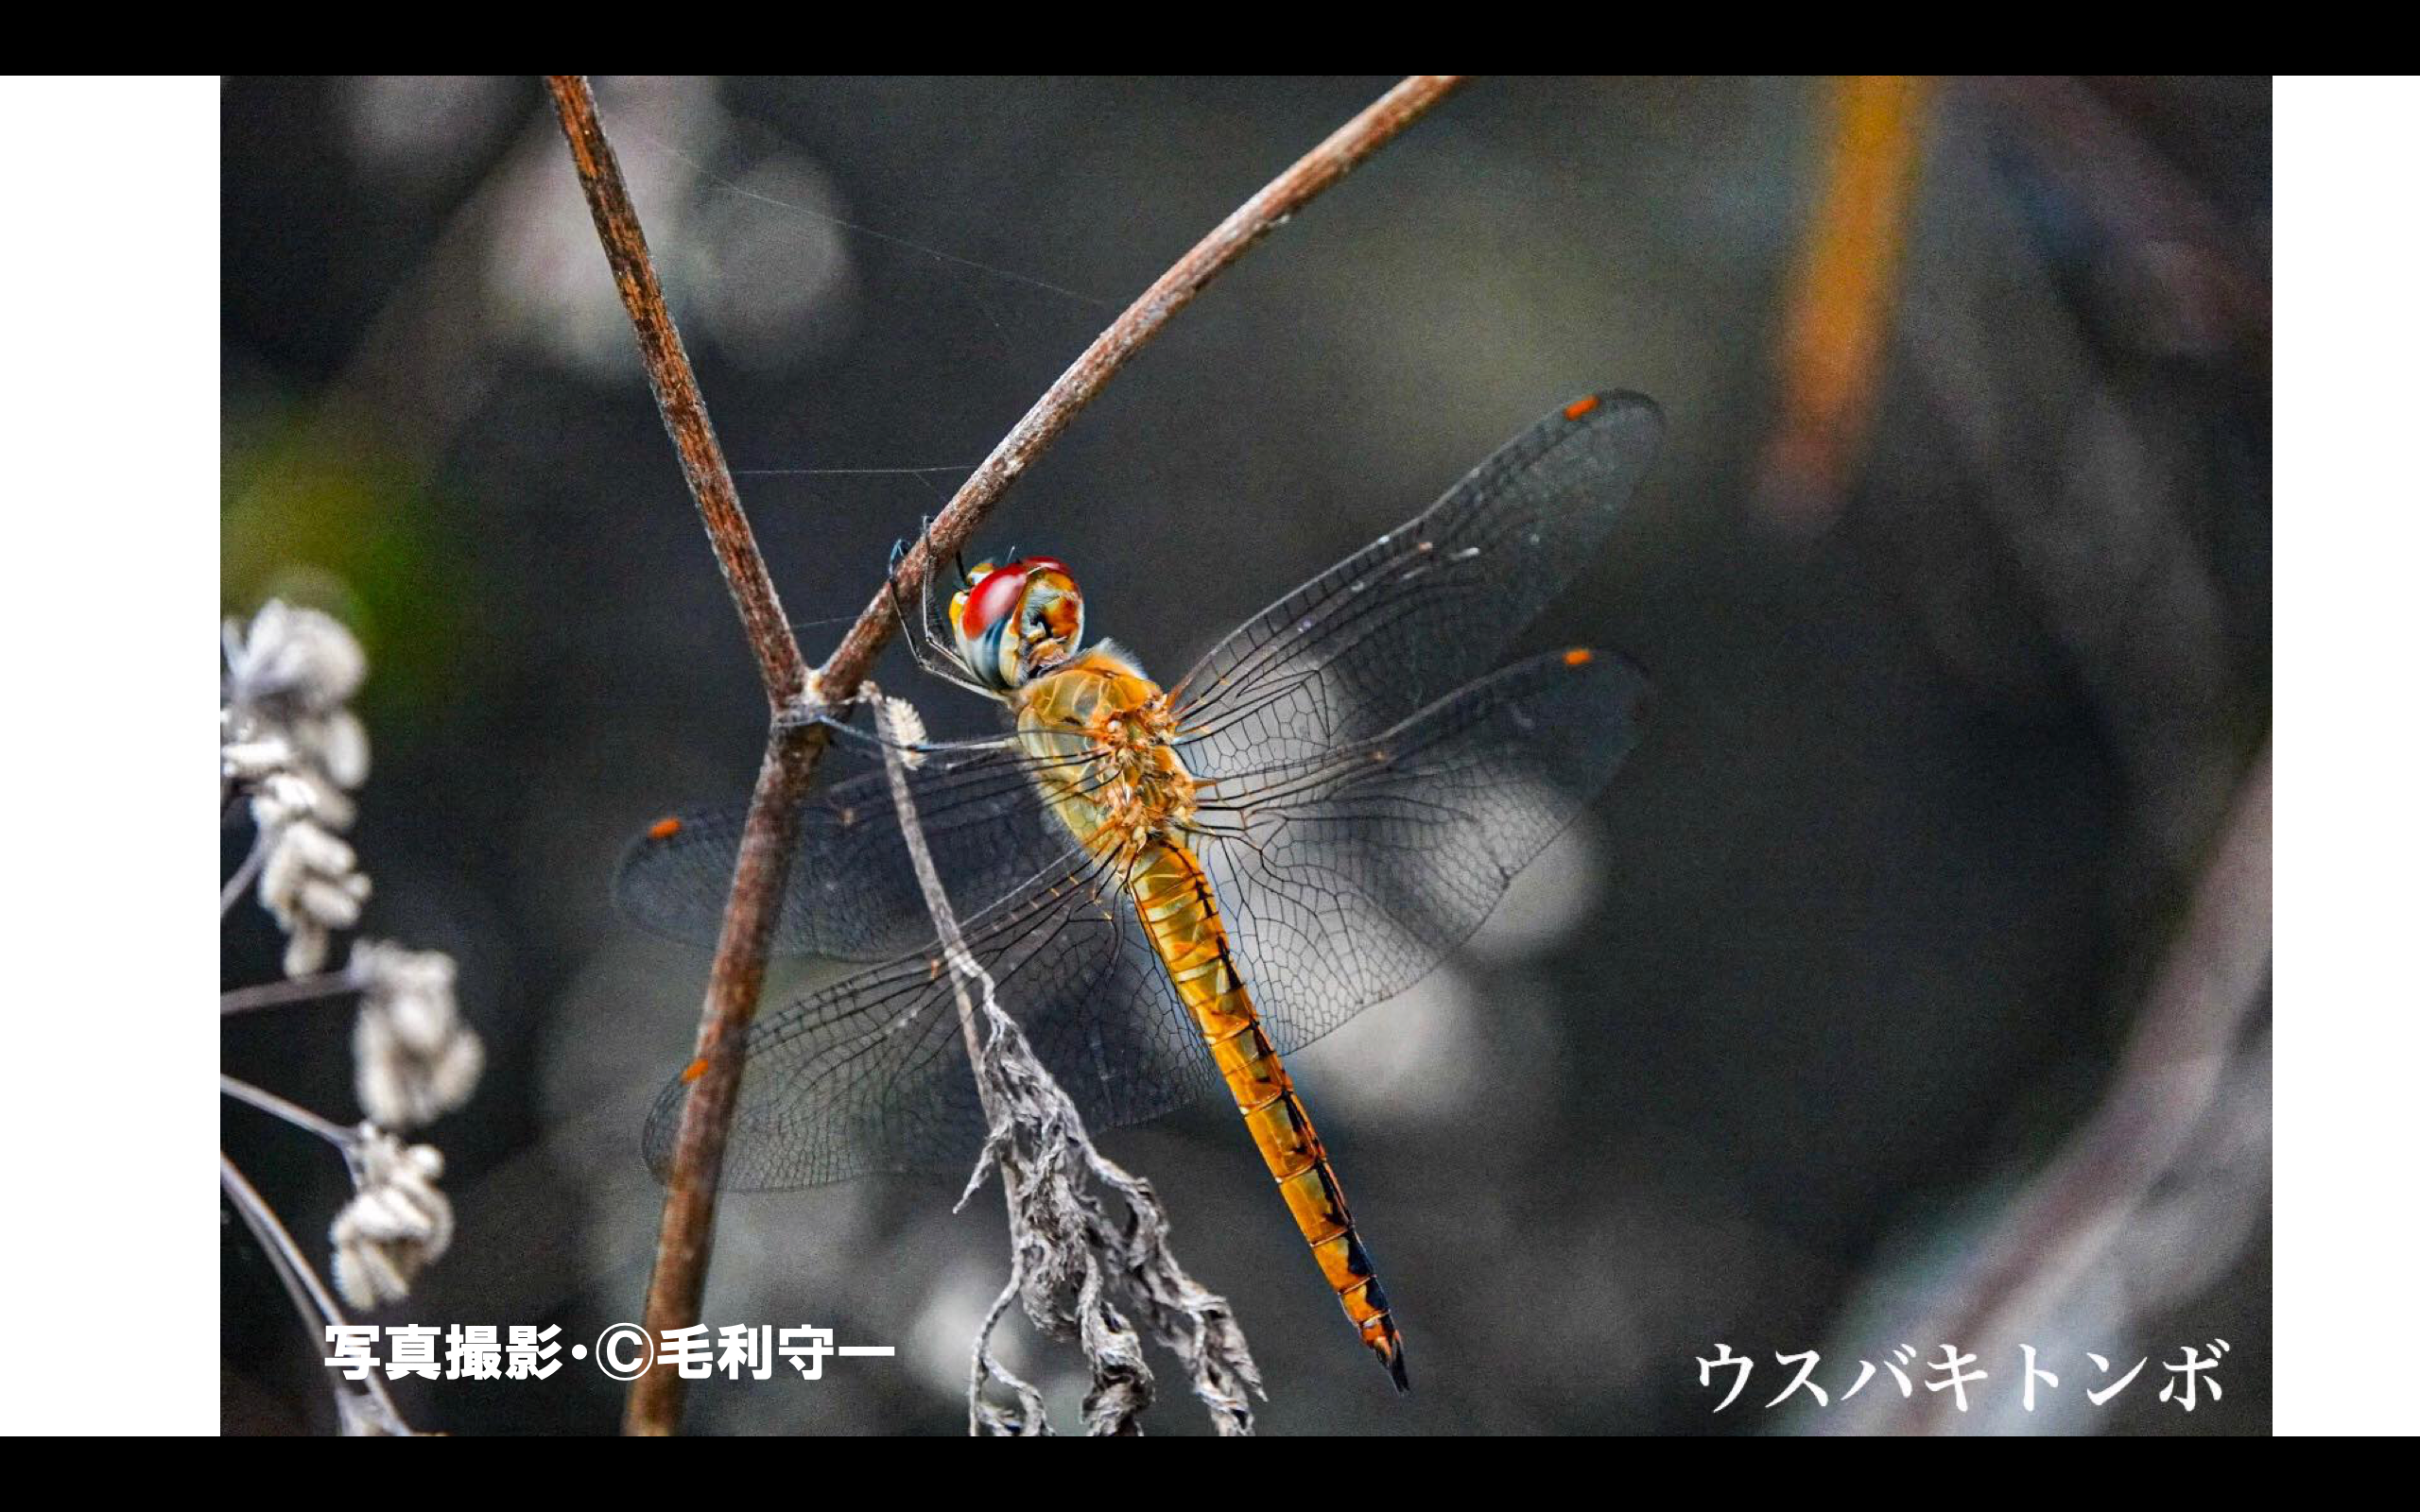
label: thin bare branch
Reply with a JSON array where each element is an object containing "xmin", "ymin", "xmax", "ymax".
[
  {"xmin": 221, "ymin": 832, "xmax": 268, "ymax": 918},
  {"xmin": 220, "ymin": 1154, "xmax": 417, "ymax": 1435},
  {"xmin": 545, "ymin": 75, "xmax": 827, "ymax": 1436},
  {"xmin": 867, "ymin": 691, "xmax": 1048, "ymax": 1430},
  {"xmin": 222, "ymin": 1073, "xmax": 360, "ymax": 1148},
  {"xmin": 221, "ymin": 971, "xmax": 355, "ymax": 1015},
  {"xmin": 547, "ymin": 73, "xmax": 1464, "ymax": 1435},
  {"xmin": 619, "ymin": 723, "xmax": 818, "ymax": 1436},
  {"xmin": 1878, "ymin": 741, "xmax": 2271, "ymax": 1433},
  {"xmin": 544, "ymin": 76, "xmax": 806, "ymax": 706},
  {"xmin": 822, "ymin": 75, "xmax": 1466, "ymax": 699}
]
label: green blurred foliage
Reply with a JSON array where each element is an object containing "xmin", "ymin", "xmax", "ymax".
[{"xmin": 222, "ymin": 394, "xmax": 473, "ymax": 745}]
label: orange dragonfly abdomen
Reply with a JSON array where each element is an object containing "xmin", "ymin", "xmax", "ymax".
[
  {"xmin": 1124, "ymin": 835, "xmax": 1409, "ymax": 1393},
  {"xmin": 1008, "ymin": 647, "xmax": 1409, "ymax": 1390}
]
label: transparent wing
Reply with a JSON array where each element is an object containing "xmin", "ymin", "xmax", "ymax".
[
  {"xmin": 1190, "ymin": 646, "xmax": 1650, "ymax": 1054},
  {"xmin": 614, "ymin": 746, "xmax": 1083, "ymax": 961},
  {"xmin": 641, "ymin": 847, "xmax": 1213, "ymax": 1188},
  {"xmin": 1169, "ymin": 390, "xmax": 1663, "ymax": 774},
  {"xmin": 643, "ymin": 646, "xmax": 1647, "ymax": 1190}
]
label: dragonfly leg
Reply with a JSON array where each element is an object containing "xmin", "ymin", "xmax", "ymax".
[
  {"xmin": 771, "ymin": 678, "xmax": 845, "ymax": 732},
  {"xmin": 883, "ymin": 524, "xmax": 998, "ymax": 700},
  {"xmin": 816, "ymin": 713, "xmax": 1015, "ymax": 761}
]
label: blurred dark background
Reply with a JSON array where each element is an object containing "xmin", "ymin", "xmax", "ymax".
[{"xmin": 221, "ymin": 76, "xmax": 2272, "ymax": 1435}]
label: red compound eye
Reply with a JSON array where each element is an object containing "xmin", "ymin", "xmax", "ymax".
[
  {"xmin": 959, "ymin": 564, "xmax": 1028, "ymax": 638},
  {"xmin": 959, "ymin": 557, "xmax": 1071, "ymax": 638}
]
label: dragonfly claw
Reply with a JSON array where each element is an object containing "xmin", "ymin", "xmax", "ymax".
[{"xmin": 774, "ymin": 677, "xmax": 841, "ymax": 732}]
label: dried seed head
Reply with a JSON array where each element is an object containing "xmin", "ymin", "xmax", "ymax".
[
  {"xmin": 257, "ymin": 819, "xmax": 372, "ymax": 977},
  {"xmin": 329, "ymin": 1127, "xmax": 455, "ymax": 1310},
  {"xmin": 225, "ymin": 600, "xmax": 368, "ymax": 717},
  {"xmin": 882, "ymin": 695, "xmax": 929, "ymax": 768},
  {"xmin": 350, "ymin": 940, "xmax": 482, "ymax": 1129}
]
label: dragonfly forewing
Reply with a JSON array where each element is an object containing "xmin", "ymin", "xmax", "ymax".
[
  {"xmin": 1171, "ymin": 390, "xmax": 1662, "ymax": 775},
  {"xmin": 615, "ymin": 747, "xmax": 1079, "ymax": 961}
]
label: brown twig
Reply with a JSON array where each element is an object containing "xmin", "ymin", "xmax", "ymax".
[
  {"xmin": 819, "ymin": 74, "xmax": 1466, "ymax": 693},
  {"xmin": 547, "ymin": 73, "xmax": 1465, "ymax": 1435},
  {"xmin": 1880, "ymin": 742, "xmax": 2271, "ymax": 1434},
  {"xmin": 545, "ymin": 75, "xmax": 807, "ymax": 706},
  {"xmin": 545, "ymin": 76, "xmax": 825, "ymax": 1437}
]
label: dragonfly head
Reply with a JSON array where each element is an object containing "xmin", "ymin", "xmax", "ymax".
[{"xmin": 949, "ymin": 556, "xmax": 1084, "ymax": 691}]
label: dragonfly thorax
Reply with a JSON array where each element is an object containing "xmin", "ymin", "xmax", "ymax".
[{"xmin": 1009, "ymin": 644, "xmax": 1197, "ymax": 867}]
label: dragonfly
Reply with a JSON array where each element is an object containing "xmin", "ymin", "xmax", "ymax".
[{"xmin": 619, "ymin": 391, "xmax": 1663, "ymax": 1392}]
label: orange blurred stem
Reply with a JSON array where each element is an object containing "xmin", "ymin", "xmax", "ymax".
[{"xmin": 1765, "ymin": 75, "xmax": 1933, "ymax": 523}]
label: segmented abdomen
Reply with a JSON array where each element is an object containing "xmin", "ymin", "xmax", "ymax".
[{"xmin": 1124, "ymin": 837, "xmax": 1409, "ymax": 1392}]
